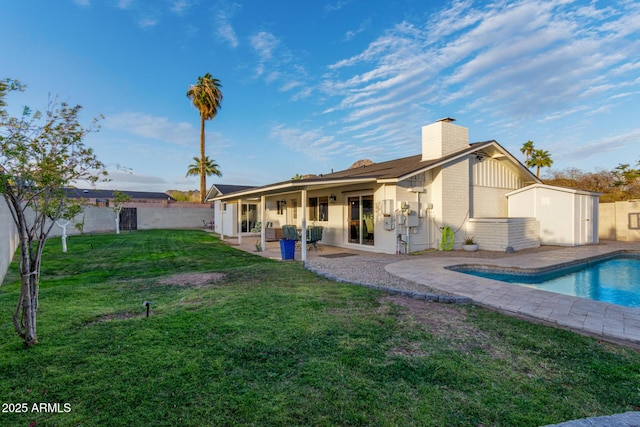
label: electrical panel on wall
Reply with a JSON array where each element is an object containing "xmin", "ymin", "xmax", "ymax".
[
  {"xmin": 406, "ymin": 212, "xmax": 420, "ymax": 227},
  {"xmin": 383, "ymin": 217, "xmax": 394, "ymax": 230},
  {"xmin": 382, "ymin": 199, "xmax": 394, "ymax": 216}
]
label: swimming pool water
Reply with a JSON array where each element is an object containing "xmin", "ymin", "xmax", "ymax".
[{"xmin": 453, "ymin": 254, "xmax": 640, "ymax": 308}]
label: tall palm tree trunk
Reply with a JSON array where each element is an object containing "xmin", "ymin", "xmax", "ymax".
[{"xmin": 199, "ymin": 115, "xmax": 206, "ymax": 204}]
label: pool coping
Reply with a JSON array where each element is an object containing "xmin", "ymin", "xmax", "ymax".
[
  {"xmin": 447, "ymin": 250, "xmax": 640, "ymax": 277},
  {"xmin": 385, "ymin": 244, "xmax": 640, "ymax": 349}
]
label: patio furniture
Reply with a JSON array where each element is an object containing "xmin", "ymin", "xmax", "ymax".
[
  {"xmin": 306, "ymin": 225, "xmax": 324, "ymax": 250},
  {"xmin": 282, "ymin": 225, "xmax": 324, "ymax": 251},
  {"xmin": 282, "ymin": 225, "xmax": 301, "ymax": 242},
  {"xmin": 265, "ymin": 227, "xmax": 284, "ymax": 241}
]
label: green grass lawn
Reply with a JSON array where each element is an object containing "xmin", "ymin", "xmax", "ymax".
[{"xmin": 1, "ymin": 229, "xmax": 639, "ymax": 426}]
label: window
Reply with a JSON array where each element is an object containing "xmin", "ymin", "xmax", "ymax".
[
  {"xmin": 348, "ymin": 194, "xmax": 374, "ymax": 246},
  {"xmin": 96, "ymin": 199, "xmax": 109, "ymax": 207},
  {"xmin": 277, "ymin": 200, "xmax": 286, "ymax": 215},
  {"xmin": 241, "ymin": 203, "xmax": 258, "ymax": 233},
  {"xmin": 308, "ymin": 196, "xmax": 329, "ymax": 221}
]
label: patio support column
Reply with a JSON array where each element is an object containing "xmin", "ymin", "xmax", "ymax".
[
  {"xmin": 219, "ymin": 201, "xmax": 224, "ymax": 241},
  {"xmin": 260, "ymin": 195, "xmax": 266, "ymax": 252},
  {"xmin": 301, "ymin": 187, "xmax": 308, "ymax": 265},
  {"xmin": 237, "ymin": 198, "xmax": 242, "ymax": 245}
]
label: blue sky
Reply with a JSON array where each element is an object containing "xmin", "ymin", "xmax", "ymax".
[{"xmin": 2, "ymin": 0, "xmax": 639, "ymax": 192}]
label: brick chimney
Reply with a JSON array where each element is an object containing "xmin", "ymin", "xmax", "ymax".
[{"xmin": 421, "ymin": 118, "xmax": 469, "ymax": 161}]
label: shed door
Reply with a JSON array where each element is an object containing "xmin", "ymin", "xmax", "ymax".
[
  {"xmin": 120, "ymin": 208, "xmax": 138, "ymax": 231},
  {"xmin": 577, "ymin": 196, "xmax": 593, "ymax": 244}
]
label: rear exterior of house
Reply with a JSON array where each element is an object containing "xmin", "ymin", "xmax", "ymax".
[{"xmin": 214, "ymin": 118, "xmax": 552, "ymax": 255}]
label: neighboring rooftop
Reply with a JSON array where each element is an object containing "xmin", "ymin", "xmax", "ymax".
[{"xmin": 64, "ymin": 188, "xmax": 176, "ymax": 201}]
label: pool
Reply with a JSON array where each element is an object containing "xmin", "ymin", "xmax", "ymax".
[{"xmin": 449, "ymin": 253, "xmax": 640, "ymax": 308}]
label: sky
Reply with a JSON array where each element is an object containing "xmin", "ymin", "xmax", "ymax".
[{"xmin": 1, "ymin": 0, "xmax": 639, "ymax": 192}]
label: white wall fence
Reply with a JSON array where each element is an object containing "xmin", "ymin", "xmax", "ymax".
[
  {"xmin": 44, "ymin": 206, "xmax": 214, "ymax": 238},
  {"xmin": 599, "ymin": 201, "xmax": 640, "ymax": 242},
  {"xmin": 0, "ymin": 203, "xmax": 214, "ymax": 284},
  {"xmin": 0, "ymin": 200, "xmax": 20, "ymax": 285}
]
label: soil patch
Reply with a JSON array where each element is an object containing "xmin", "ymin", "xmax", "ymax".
[
  {"xmin": 87, "ymin": 311, "xmax": 143, "ymax": 326},
  {"xmin": 157, "ymin": 272, "xmax": 226, "ymax": 288},
  {"xmin": 381, "ymin": 295, "xmax": 491, "ymax": 356}
]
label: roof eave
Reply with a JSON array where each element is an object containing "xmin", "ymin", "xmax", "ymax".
[{"xmin": 213, "ymin": 177, "xmax": 378, "ymax": 201}]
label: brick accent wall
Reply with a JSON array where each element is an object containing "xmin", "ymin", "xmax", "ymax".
[
  {"xmin": 422, "ymin": 120, "xmax": 469, "ymax": 161},
  {"xmin": 440, "ymin": 158, "xmax": 470, "ymax": 245},
  {"xmin": 466, "ymin": 217, "xmax": 539, "ymax": 251}
]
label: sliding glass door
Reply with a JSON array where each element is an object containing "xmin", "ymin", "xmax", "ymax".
[
  {"xmin": 241, "ymin": 203, "xmax": 258, "ymax": 232},
  {"xmin": 348, "ymin": 195, "xmax": 374, "ymax": 246}
]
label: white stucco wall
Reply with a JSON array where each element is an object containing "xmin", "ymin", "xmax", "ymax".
[{"xmin": 0, "ymin": 199, "xmax": 20, "ymax": 284}]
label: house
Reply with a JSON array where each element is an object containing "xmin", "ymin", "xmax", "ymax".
[
  {"xmin": 205, "ymin": 184, "xmax": 256, "ymax": 236},
  {"xmin": 64, "ymin": 188, "xmax": 176, "ymax": 206},
  {"xmin": 213, "ymin": 118, "xmax": 598, "ymax": 260}
]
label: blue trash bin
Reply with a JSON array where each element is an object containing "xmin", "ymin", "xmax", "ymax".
[{"xmin": 279, "ymin": 239, "xmax": 295, "ymax": 260}]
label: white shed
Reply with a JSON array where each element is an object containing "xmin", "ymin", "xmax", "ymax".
[{"xmin": 507, "ymin": 184, "xmax": 601, "ymax": 246}]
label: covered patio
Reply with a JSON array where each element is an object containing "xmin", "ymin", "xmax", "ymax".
[{"xmin": 218, "ymin": 234, "xmax": 367, "ymax": 263}]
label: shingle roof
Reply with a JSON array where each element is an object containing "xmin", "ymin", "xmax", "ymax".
[
  {"xmin": 64, "ymin": 188, "xmax": 175, "ymax": 201},
  {"xmin": 213, "ymin": 141, "xmax": 509, "ymax": 200},
  {"xmin": 299, "ymin": 141, "xmax": 492, "ymax": 182},
  {"xmin": 213, "ymin": 184, "xmax": 256, "ymax": 195}
]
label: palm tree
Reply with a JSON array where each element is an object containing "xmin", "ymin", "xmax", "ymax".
[
  {"xmin": 185, "ymin": 156, "xmax": 223, "ymax": 179},
  {"xmin": 520, "ymin": 140, "xmax": 535, "ymax": 164},
  {"xmin": 187, "ymin": 73, "xmax": 223, "ymax": 203},
  {"xmin": 527, "ymin": 149, "xmax": 553, "ymax": 178}
]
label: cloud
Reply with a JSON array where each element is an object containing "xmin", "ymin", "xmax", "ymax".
[
  {"xmin": 555, "ymin": 128, "xmax": 640, "ymax": 162},
  {"xmin": 105, "ymin": 169, "xmax": 167, "ymax": 185},
  {"xmin": 138, "ymin": 17, "xmax": 159, "ymax": 28},
  {"xmin": 104, "ymin": 112, "xmax": 199, "ymax": 146},
  {"xmin": 248, "ymin": 30, "xmax": 311, "ymax": 97},
  {"xmin": 269, "ymin": 124, "xmax": 350, "ymax": 163},
  {"xmin": 319, "ymin": 0, "xmax": 640, "ymax": 156},
  {"xmin": 214, "ymin": 2, "xmax": 241, "ymax": 48},
  {"xmin": 250, "ymin": 31, "xmax": 280, "ymax": 61},
  {"xmin": 344, "ymin": 18, "xmax": 371, "ymax": 41},
  {"xmin": 171, "ymin": 0, "xmax": 191, "ymax": 15},
  {"xmin": 116, "ymin": 0, "xmax": 132, "ymax": 9},
  {"xmin": 325, "ymin": 0, "xmax": 353, "ymax": 13}
]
